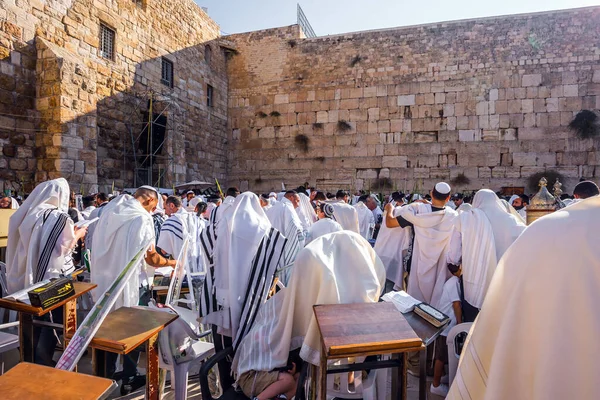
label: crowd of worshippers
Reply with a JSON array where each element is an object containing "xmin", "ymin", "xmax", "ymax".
[{"xmin": 4, "ymin": 176, "xmax": 600, "ymax": 399}]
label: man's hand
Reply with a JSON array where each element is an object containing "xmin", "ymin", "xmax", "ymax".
[
  {"xmin": 145, "ymin": 247, "xmax": 176, "ymax": 268},
  {"xmin": 74, "ymin": 226, "xmax": 87, "ymax": 241}
]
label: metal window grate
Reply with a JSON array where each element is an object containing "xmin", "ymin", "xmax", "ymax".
[
  {"xmin": 161, "ymin": 57, "xmax": 174, "ymax": 88},
  {"xmin": 99, "ymin": 23, "xmax": 115, "ymax": 60},
  {"xmin": 207, "ymin": 84, "xmax": 214, "ymax": 107},
  {"xmin": 297, "ymin": 3, "xmax": 316, "ymax": 38}
]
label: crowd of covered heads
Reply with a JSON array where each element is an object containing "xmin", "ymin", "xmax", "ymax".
[{"xmin": 3, "ymin": 176, "xmax": 600, "ymax": 399}]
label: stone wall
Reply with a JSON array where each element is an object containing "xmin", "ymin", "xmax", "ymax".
[
  {"xmin": 226, "ymin": 8, "xmax": 600, "ymax": 194},
  {"xmin": 0, "ymin": 0, "xmax": 229, "ymax": 193}
]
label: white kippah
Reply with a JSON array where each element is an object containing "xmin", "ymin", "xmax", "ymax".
[
  {"xmin": 435, "ymin": 182, "xmax": 451, "ymax": 195},
  {"xmin": 187, "ymin": 190, "xmax": 194, "ymax": 194}
]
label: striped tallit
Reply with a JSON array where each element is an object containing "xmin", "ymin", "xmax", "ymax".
[
  {"xmin": 35, "ymin": 209, "xmax": 70, "ymax": 283},
  {"xmin": 199, "ymin": 205, "xmax": 219, "ymax": 318}
]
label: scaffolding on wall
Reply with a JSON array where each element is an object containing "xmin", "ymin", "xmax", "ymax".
[{"xmin": 122, "ymin": 90, "xmax": 185, "ymax": 189}]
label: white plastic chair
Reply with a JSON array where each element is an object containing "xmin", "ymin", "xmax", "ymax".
[
  {"xmin": 145, "ymin": 303, "xmax": 215, "ymax": 400},
  {"xmin": 326, "ymin": 357, "xmax": 382, "ymax": 400},
  {"xmin": 446, "ymin": 322, "xmax": 473, "ymax": 386}
]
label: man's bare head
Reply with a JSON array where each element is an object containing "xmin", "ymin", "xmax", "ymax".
[
  {"xmin": 134, "ymin": 187, "xmax": 159, "ymax": 213},
  {"xmin": 284, "ymin": 190, "xmax": 300, "ymax": 209}
]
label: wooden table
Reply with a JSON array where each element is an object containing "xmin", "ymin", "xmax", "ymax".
[
  {"xmin": 0, "ymin": 362, "xmax": 116, "ymax": 399},
  {"xmin": 403, "ymin": 311, "xmax": 448, "ymax": 400},
  {"xmin": 88, "ymin": 307, "xmax": 178, "ymax": 400},
  {"xmin": 0, "ymin": 281, "xmax": 96, "ymax": 363},
  {"xmin": 314, "ymin": 302, "xmax": 424, "ymax": 400}
]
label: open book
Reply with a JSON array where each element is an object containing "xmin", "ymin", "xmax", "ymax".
[
  {"xmin": 381, "ymin": 290, "xmax": 422, "ymax": 313},
  {"xmin": 4, "ymin": 280, "xmax": 51, "ymax": 304}
]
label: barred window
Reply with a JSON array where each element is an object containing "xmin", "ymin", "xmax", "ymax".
[
  {"xmin": 99, "ymin": 23, "xmax": 115, "ymax": 60},
  {"xmin": 207, "ymin": 84, "xmax": 214, "ymax": 107},
  {"xmin": 132, "ymin": 0, "xmax": 144, "ymax": 7},
  {"xmin": 161, "ymin": 57, "xmax": 174, "ymax": 88}
]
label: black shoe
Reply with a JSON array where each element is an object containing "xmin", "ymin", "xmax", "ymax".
[{"xmin": 120, "ymin": 375, "xmax": 146, "ymax": 396}]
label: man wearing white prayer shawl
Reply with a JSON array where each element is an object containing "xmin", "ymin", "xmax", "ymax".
[
  {"xmin": 385, "ymin": 182, "xmax": 458, "ymax": 307},
  {"xmin": 448, "ymin": 195, "xmax": 600, "ymax": 400},
  {"xmin": 5, "ymin": 178, "xmax": 87, "ymax": 366},
  {"xmin": 90, "ymin": 186, "xmax": 176, "ymax": 393},
  {"xmin": 326, "ymin": 199, "xmax": 360, "ymax": 234},
  {"xmin": 296, "ymin": 192, "xmax": 317, "ymax": 231},
  {"xmin": 157, "ymin": 196, "xmax": 204, "ymax": 275},
  {"xmin": 0, "ymin": 195, "xmax": 19, "ymax": 209},
  {"xmin": 355, "ymin": 194, "xmax": 375, "ymax": 239},
  {"xmin": 375, "ymin": 202, "xmax": 411, "ymax": 291},
  {"xmin": 199, "ymin": 192, "xmax": 298, "ymax": 350},
  {"xmin": 232, "ymin": 230, "xmax": 385, "ymax": 381},
  {"xmin": 306, "ymin": 203, "xmax": 343, "ymax": 244},
  {"xmin": 265, "ymin": 191, "xmax": 305, "ymax": 278}
]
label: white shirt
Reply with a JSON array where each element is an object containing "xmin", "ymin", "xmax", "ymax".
[{"xmin": 438, "ymin": 276, "xmax": 461, "ymax": 336}]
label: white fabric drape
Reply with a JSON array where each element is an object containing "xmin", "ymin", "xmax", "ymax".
[
  {"xmin": 90, "ymin": 194, "xmax": 155, "ymax": 309},
  {"xmin": 232, "ymin": 230, "xmax": 386, "ymax": 378},
  {"xmin": 355, "ymin": 201, "xmax": 374, "ymax": 239},
  {"xmin": 398, "ymin": 203, "xmax": 458, "ymax": 307},
  {"xmin": 306, "ymin": 218, "xmax": 343, "ymax": 244},
  {"xmin": 448, "ymin": 196, "xmax": 600, "ymax": 400},
  {"xmin": 374, "ymin": 206, "xmax": 410, "ymax": 289},
  {"xmin": 296, "ymin": 193, "xmax": 317, "ymax": 231},
  {"xmin": 201, "ymin": 192, "xmax": 290, "ymax": 348},
  {"xmin": 6, "ymin": 178, "xmax": 75, "ymax": 293},
  {"xmin": 454, "ymin": 209, "xmax": 497, "ymax": 308},
  {"xmin": 472, "ymin": 189, "xmax": 526, "ymax": 261},
  {"xmin": 10, "ymin": 198, "xmax": 19, "ymax": 209},
  {"xmin": 326, "ymin": 201, "xmax": 360, "ymax": 234}
]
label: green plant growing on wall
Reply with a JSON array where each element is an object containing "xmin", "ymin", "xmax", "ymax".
[
  {"xmin": 569, "ymin": 110, "xmax": 599, "ymax": 139},
  {"xmin": 294, "ymin": 134, "xmax": 310, "ymax": 153},
  {"xmin": 270, "ymin": 111, "xmax": 281, "ymax": 117},
  {"xmin": 255, "ymin": 111, "xmax": 267, "ymax": 118},
  {"xmin": 451, "ymin": 173, "xmax": 471, "ymax": 186},
  {"xmin": 312, "ymin": 122, "xmax": 324, "ymax": 129},
  {"xmin": 315, "ymin": 156, "xmax": 325, "ymax": 162},
  {"xmin": 371, "ymin": 177, "xmax": 393, "ymax": 191},
  {"xmin": 350, "ymin": 55, "xmax": 362, "ymax": 67},
  {"xmin": 337, "ymin": 120, "xmax": 352, "ymax": 132},
  {"xmin": 287, "ymin": 39, "xmax": 297, "ymax": 48}
]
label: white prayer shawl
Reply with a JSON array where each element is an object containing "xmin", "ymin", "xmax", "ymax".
[
  {"xmin": 354, "ymin": 201, "xmax": 374, "ymax": 239},
  {"xmin": 10, "ymin": 198, "xmax": 19, "ymax": 209},
  {"xmin": 326, "ymin": 201, "xmax": 360, "ymax": 234},
  {"xmin": 374, "ymin": 206, "xmax": 410, "ymax": 289},
  {"xmin": 296, "ymin": 193, "xmax": 317, "ymax": 231},
  {"xmin": 448, "ymin": 196, "xmax": 600, "ymax": 400},
  {"xmin": 90, "ymin": 195, "xmax": 155, "ymax": 309},
  {"xmin": 265, "ymin": 197, "xmax": 305, "ymax": 269},
  {"xmin": 200, "ymin": 192, "xmax": 289, "ymax": 348},
  {"xmin": 157, "ymin": 207, "xmax": 204, "ymax": 274},
  {"xmin": 81, "ymin": 206, "xmax": 96, "ymax": 219},
  {"xmin": 473, "ymin": 189, "xmax": 526, "ymax": 262},
  {"xmin": 6, "ymin": 178, "xmax": 75, "ymax": 293},
  {"xmin": 456, "ymin": 203, "xmax": 472, "ymax": 213},
  {"xmin": 306, "ymin": 218, "xmax": 343, "ymax": 244},
  {"xmin": 499, "ymin": 199, "xmax": 526, "ymax": 224},
  {"xmin": 508, "ymin": 194, "xmax": 519, "ymax": 207},
  {"xmin": 454, "ymin": 209, "xmax": 497, "ymax": 308},
  {"xmin": 232, "ymin": 231, "xmax": 386, "ymax": 378},
  {"xmin": 399, "ymin": 203, "xmax": 458, "ymax": 307}
]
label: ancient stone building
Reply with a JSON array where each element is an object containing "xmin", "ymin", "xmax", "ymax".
[
  {"xmin": 227, "ymin": 7, "xmax": 600, "ymax": 193},
  {"xmin": 0, "ymin": 0, "xmax": 230, "ymax": 193},
  {"xmin": 1, "ymin": 2, "xmax": 599, "ymax": 195}
]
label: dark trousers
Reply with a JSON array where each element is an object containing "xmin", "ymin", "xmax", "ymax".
[
  {"xmin": 105, "ymin": 287, "xmax": 152, "ymax": 382},
  {"xmin": 34, "ymin": 307, "xmax": 64, "ymax": 366}
]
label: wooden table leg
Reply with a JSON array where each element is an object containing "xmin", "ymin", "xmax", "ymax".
[
  {"xmin": 309, "ymin": 362, "xmax": 317, "ymax": 400},
  {"xmin": 319, "ymin": 345, "xmax": 327, "ymax": 400},
  {"xmin": 392, "ymin": 353, "xmax": 406, "ymax": 400},
  {"xmin": 146, "ymin": 333, "xmax": 160, "ymax": 400},
  {"xmin": 402, "ymin": 353, "xmax": 408, "ymax": 400},
  {"xmin": 19, "ymin": 313, "xmax": 34, "ymax": 362},
  {"xmin": 419, "ymin": 348, "xmax": 427, "ymax": 400},
  {"xmin": 92, "ymin": 348, "xmax": 109, "ymax": 378},
  {"xmin": 63, "ymin": 299, "xmax": 77, "ymax": 371}
]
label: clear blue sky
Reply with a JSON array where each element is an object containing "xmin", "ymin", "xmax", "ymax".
[{"xmin": 195, "ymin": 0, "xmax": 599, "ymax": 36}]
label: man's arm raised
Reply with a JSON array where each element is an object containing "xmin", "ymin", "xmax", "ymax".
[{"xmin": 145, "ymin": 245, "xmax": 177, "ymax": 267}]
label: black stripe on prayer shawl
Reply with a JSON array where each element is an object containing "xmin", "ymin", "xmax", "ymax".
[
  {"xmin": 162, "ymin": 220, "xmax": 184, "ymax": 233},
  {"xmin": 36, "ymin": 211, "xmax": 68, "ymax": 283},
  {"xmin": 166, "ymin": 217, "xmax": 183, "ymax": 228},
  {"xmin": 233, "ymin": 228, "xmax": 287, "ymax": 349},
  {"xmin": 161, "ymin": 227, "xmax": 184, "ymax": 241},
  {"xmin": 199, "ymin": 206, "xmax": 220, "ymax": 318},
  {"xmin": 282, "ymin": 219, "xmax": 301, "ymax": 268}
]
